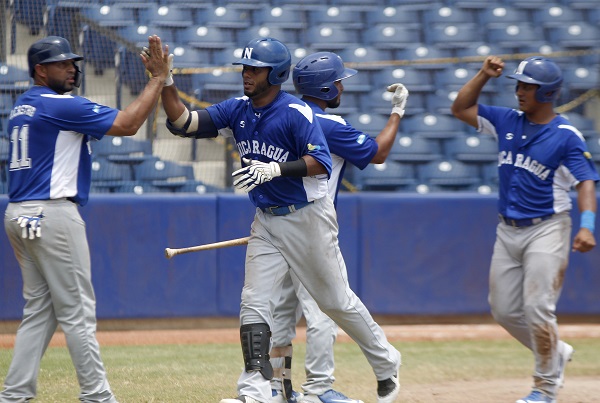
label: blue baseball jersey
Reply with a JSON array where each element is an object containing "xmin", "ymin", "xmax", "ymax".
[
  {"xmin": 207, "ymin": 92, "xmax": 332, "ymax": 209},
  {"xmin": 478, "ymin": 104, "xmax": 599, "ymax": 219},
  {"xmin": 7, "ymin": 86, "xmax": 118, "ymax": 206},
  {"xmin": 306, "ymin": 101, "xmax": 378, "ymax": 206}
]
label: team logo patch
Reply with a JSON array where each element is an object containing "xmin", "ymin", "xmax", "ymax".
[
  {"xmin": 584, "ymin": 151, "xmax": 592, "ymax": 159},
  {"xmin": 357, "ymin": 134, "xmax": 367, "ymax": 144},
  {"xmin": 307, "ymin": 143, "xmax": 321, "ymax": 151}
]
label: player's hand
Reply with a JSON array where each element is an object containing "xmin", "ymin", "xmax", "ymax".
[
  {"xmin": 232, "ymin": 158, "xmax": 282, "ymax": 192},
  {"xmin": 482, "ymin": 56, "xmax": 504, "ymax": 78},
  {"xmin": 142, "ymin": 45, "xmax": 174, "ymax": 86},
  {"xmin": 11, "ymin": 209, "xmax": 44, "ymax": 239},
  {"xmin": 141, "ymin": 35, "xmax": 170, "ymax": 83},
  {"xmin": 572, "ymin": 228, "xmax": 596, "ymax": 253},
  {"xmin": 386, "ymin": 83, "xmax": 409, "ymax": 118}
]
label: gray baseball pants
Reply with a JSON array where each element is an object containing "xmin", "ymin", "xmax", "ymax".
[{"xmin": 1, "ymin": 199, "xmax": 117, "ymax": 403}]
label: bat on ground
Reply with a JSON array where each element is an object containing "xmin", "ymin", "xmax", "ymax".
[{"xmin": 164, "ymin": 236, "xmax": 250, "ymax": 259}]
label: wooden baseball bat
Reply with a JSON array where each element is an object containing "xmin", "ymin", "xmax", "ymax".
[{"xmin": 165, "ymin": 236, "xmax": 250, "ymax": 259}]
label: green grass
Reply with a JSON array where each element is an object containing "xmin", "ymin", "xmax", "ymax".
[{"xmin": 1, "ymin": 339, "xmax": 599, "ymax": 402}]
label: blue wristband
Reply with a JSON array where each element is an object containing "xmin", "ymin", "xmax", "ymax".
[{"xmin": 580, "ymin": 210, "xmax": 595, "ymax": 233}]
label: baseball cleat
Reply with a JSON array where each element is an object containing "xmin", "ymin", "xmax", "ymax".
[
  {"xmin": 300, "ymin": 389, "xmax": 364, "ymax": 403},
  {"xmin": 271, "ymin": 388, "xmax": 303, "ymax": 403},
  {"xmin": 515, "ymin": 390, "xmax": 556, "ymax": 403},
  {"xmin": 220, "ymin": 396, "xmax": 263, "ymax": 403},
  {"xmin": 557, "ymin": 341, "xmax": 574, "ymax": 388}
]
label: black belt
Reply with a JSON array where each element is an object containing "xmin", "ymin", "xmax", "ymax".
[
  {"xmin": 498, "ymin": 214, "xmax": 554, "ymax": 228},
  {"xmin": 262, "ymin": 201, "xmax": 313, "ymax": 216}
]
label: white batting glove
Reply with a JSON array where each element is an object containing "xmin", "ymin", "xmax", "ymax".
[
  {"xmin": 142, "ymin": 47, "xmax": 174, "ymax": 86},
  {"xmin": 232, "ymin": 158, "xmax": 282, "ymax": 192},
  {"xmin": 12, "ymin": 209, "xmax": 44, "ymax": 239},
  {"xmin": 387, "ymin": 83, "xmax": 409, "ymax": 118}
]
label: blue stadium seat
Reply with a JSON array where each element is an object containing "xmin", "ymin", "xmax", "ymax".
[
  {"xmin": 547, "ymin": 23, "xmax": 600, "ymax": 48},
  {"xmin": 480, "ymin": 162, "xmax": 499, "ymax": 187},
  {"xmin": 176, "ymin": 181, "xmax": 233, "ymax": 194},
  {"xmin": 558, "ymin": 0, "xmax": 600, "ymax": 9},
  {"xmin": 117, "ymin": 25, "xmax": 175, "ymax": 48},
  {"xmin": 364, "ymin": 5, "xmax": 421, "ymax": 29},
  {"xmin": 303, "ymin": 25, "xmax": 361, "ymax": 51},
  {"xmin": 422, "ymin": 5, "xmax": 477, "ymax": 27},
  {"xmin": 561, "ymin": 66, "xmax": 600, "ymax": 100},
  {"xmin": 81, "ymin": 4, "xmax": 136, "ymax": 27},
  {"xmin": 12, "ymin": 0, "xmax": 45, "ymax": 35},
  {"xmin": 353, "ymin": 161, "xmax": 417, "ymax": 191},
  {"xmin": 175, "ymin": 26, "xmax": 236, "ymax": 50},
  {"xmin": 252, "ymin": 6, "xmax": 308, "ymax": 29},
  {"xmin": 194, "ymin": 6, "xmax": 253, "ymax": 29},
  {"xmin": 0, "ymin": 94, "xmax": 13, "ymax": 117},
  {"xmin": 133, "ymin": 159, "xmax": 196, "ymax": 190},
  {"xmin": 531, "ymin": 4, "xmax": 584, "ymax": 27},
  {"xmin": 424, "ymin": 24, "xmax": 481, "ymax": 49},
  {"xmin": 394, "ymin": 44, "xmax": 453, "ymax": 71},
  {"xmin": 0, "ymin": 117, "xmax": 10, "ymax": 137},
  {"xmin": 585, "ymin": 137, "xmax": 600, "ymax": 163},
  {"xmin": 241, "ymin": 26, "xmax": 300, "ymax": 48},
  {"xmin": 340, "ymin": 113, "xmax": 391, "ymax": 135},
  {"xmin": 417, "ymin": 159, "xmax": 481, "ymax": 189},
  {"xmin": 445, "ymin": 135, "xmax": 498, "ymax": 163},
  {"xmin": 487, "ymin": 92, "xmax": 519, "ymax": 110},
  {"xmin": 454, "ymin": 43, "xmax": 505, "ymax": 66},
  {"xmin": 91, "ymin": 136, "xmax": 153, "ymax": 160},
  {"xmin": 363, "ymin": 88, "xmax": 426, "ymax": 116},
  {"xmin": 372, "ymin": 66, "xmax": 434, "ymax": 94},
  {"xmin": 400, "ymin": 113, "xmax": 466, "ymax": 140},
  {"xmin": 91, "ymin": 158, "xmax": 133, "ymax": 191},
  {"xmin": 192, "ymin": 69, "xmax": 243, "ymax": 102},
  {"xmin": 426, "ymin": 91, "xmax": 459, "ymax": 116},
  {"xmin": 0, "ymin": 64, "xmax": 31, "ymax": 92},
  {"xmin": 486, "ymin": 23, "xmax": 546, "ymax": 51},
  {"xmin": 336, "ymin": 47, "xmax": 394, "ymax": 73},
  {"xmin": 212, "ymin": 46, "xmax": 243, "ymax": 66},
  {"xmin": 114, "ymin": 180, "xmax": 164, "ymax": 194},
  {"xmin": 478, "ymin": 5, "xmax": 529, "ymax": 28},
  {"xmin": 363, "ymin": 24, "xmax": 421, "ymax": 50},
  {"xmin": 434, "ymin": 67, "xmax": 490, "ymax": 93},
  {"xmin": 388, "ymin": 135, "xmax": 443, "ymax": 164},
  {"xmin": 501, "ymin": 0, "xmax": 552, "ymax": 9},
  {"xmin": 138, "ymin": 4, "xmax": 194, "ymax": 28},
  {"xmin": 307, "ymin": 6, "xmax": 365, "ymax": 30}
]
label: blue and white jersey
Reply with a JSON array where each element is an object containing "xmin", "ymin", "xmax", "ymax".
[
  {"xmin": 7, "ymin": 86, "xmax": 118, "ymax": 206},
  {"xmin": 477, "ymin": 104, "xmax": 599, "ymax": 219},
  {"xmin": 307, "ymin": 101, "xmax": 378, "ymax": 206},
  {"xmin": 207, "ymin": 91, "xmax": 332, "ymax": 209}
]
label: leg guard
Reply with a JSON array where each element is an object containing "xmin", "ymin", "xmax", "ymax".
[
  {"xmin": 240, "ymin": 323, "xmax": 273, "ymax": 380},
  {"xmin": 271, "ymin": 344, "xmax": 294, "ymax": 400}
]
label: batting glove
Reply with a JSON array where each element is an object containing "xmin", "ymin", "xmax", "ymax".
[
  {"xmin": 387, "ymin": 83, "xmax": 409, "ymax": 118},
  {"xmin": 11, "ymin": 209, "xmax": 44, "ymax": 239},
  {"xmin": 232, "ymin": 158, "xmax": 281, "ymax": 192},
  {"xmin": 142, "ymin": 47, "xmax": 174, "ymax": 86}
]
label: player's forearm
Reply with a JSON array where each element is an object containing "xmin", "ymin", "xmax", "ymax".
[
  {"xmin": 372, "ymin": 114, "xmax": 401, "ymax": 164},
  {"xmin": 452, "ymin": 70, "xmax": 490, "ymax": 113},
  {"xmin": 161, "ymin": 84, "xmax": 187, "ymax": 122},
  {"xmin": 108, "ymin": 76, "xmax": 164, "ymax": 136}
]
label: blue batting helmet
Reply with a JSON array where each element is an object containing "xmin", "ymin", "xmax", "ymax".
[
  {"xmin": 293, "ymin": 52, "xmax": 357, "ymax": 101},
  {"xmin": 233, "ymin": 37, "xmax": 291, "ymax": 85},
  {"xmin": 507, "ymin": 56, "xmax": 562, "ymax": 103},
  {"xmin": 27, "ymin": 36, "xmax": 83, "ymax": 87}
]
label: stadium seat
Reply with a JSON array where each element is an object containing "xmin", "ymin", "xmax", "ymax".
[
  {"xmin": 176, "ymin": 181, "xmax": 233, "ymax": 194},
  {"xmin": 241, "ymin": 26, "xmax": 300, "ymax": 48},
  {"xmin": 478, "ymin": 5, "xmax": 528, "ymax": 28},
  {"xmin": 394, "ymin": 44, "xmax": 453, "ymax": 71},
  {"xmin": 194, "ymin": 6, "xmax": 253, "ymax": 29},
  {"xmin": 423, "ymin": 5, "xmax": 477, "ymax": 27},
  {"xmin": 81, "ymin": 4, "xmax": 136, "ymax": 27},
  {"xmin": 426, "ymin": 91, "xmax": 459, "ymax": 116},
  {"xmin": 133, "ymin": 159, "xmax": 196, "ymax": 190},
  {"xmin": 303, "ymin": 25, "xmax": 361, "ymax": 51},
  {"xmin": 353, "ymin": 161, "xmax": 417, "ymax": 191},
  {"xmin": 424, "ymin": 24, "xmax": 481, "ymax": 49},
  {"xmin": 363, "ymin": 88, "xmax": 426, "ymax": 116},
  {"xmin": 531, "ymin": 4, "xmax": 584, "ymax": 28},
  {"xmin": 0, "ymin": 94, "xmax": 13, "ymax": 117},
  {"xmin": 363, "ymin": 24, "xmax": 421, "ymax": 50},
  {"xmin": 307, "ymin": 6, "xmax": 365, "ymax": 30},
  {"xmin": 486, "ymin": 24, "xmax": 546, "ymax": 51},
  {"xmin": 117, "ymin": 25, "xmax": 175, "ymax": 48},
  {"xmin": 212, "ymin": 46, "xmax": 243, "ymax": 66},
  {"xmin": 91, "ymin": 136, "xmax": 153, "ymax": 160},
  {"xmin": 561, "ymin": 66, "xmax": 600, "ymax": 100},
  {"xmin": 175, "ymin": 26, "xmax": 236, "ymax": 50},
  {"xmin": 252, "ymin": 6, "xmax": 308, "ymax": 29},
  {"xmin": 364, "ymin": 5, "xmax": 421, "ymax": 29},
  {"xmin": 0, "ymin": 117, "xmax": 10, "ymax": 137},
  {"xmin": 501, "ymin": 0, "xmax": 552, "ymax": 9},
  {"xmin": 113, "ymin": 180, "xmax": 163, "ymax": 194},
  {"xmin": 417, "ymin": 159, "xmax": 481, "ymax": 189},
  {"xmin": 454, "ymin": 43, "xmax": 505, "ymax": 66},
  {"xmin": 585, "ymin": 137, "xmax": 600, "ymax": 163},
  {"xmin": 388, "ymin": 135, "xmax": 443, "ymax": 164},
  {"xmin": 192, "ymin": 69, "xmax": 243, "ymax": 103},
  {"xmin": 547, "ymin": 23, "xmax": 600, "ymax": 48},
  {"xmin": 400, "ymin": 113, "xmax": 466, "ymax": 140},
  {"xmin": 480, "ymin": 162, "xmax": 499, "ymax": 187},
  {"xmin": 487, "ymin": 92, "xmax": 519, "ymax": 110},
  {"xmin": 372, "ymin": 66, "xmax": 434, "ymax": 94},
  {"xmin": 138, "ymin": 4, "xmax": 194, "ymax": 28},
  {"xmin": 91, "ymin": 158, "xmax": 133, "ymax": 191},
  {"xmin": 336, "ymin": 47, "xmax": 394, "ymax": 72},
  {"xmin": 558, "ymin": 0, "xmax": 600, "ymax": 9},
  {"xmin": 340, "ymin": 113, "xmax": 391, "ymax": 135},
  {"xmin": 434, "ymin": 67, "xmax": 486, "ymax": 93},
  {"xmin": 0, "ymin": 64, "xmax": 31, "ymax": 92},
  {"xmin": 445, "ymin": 135, "xmax": 498, "ymax": 164}
]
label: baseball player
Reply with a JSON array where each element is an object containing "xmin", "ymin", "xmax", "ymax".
[
  {"xmin": 269, "ymin": 52, "xmax": 408, "ymax": 403},
  {"xmin": 451, "ymin": 55, "xmax": 598, "ymax": 403},
  {"xmin": 159, "ymin": 37, "xmax": 402, "ymax": 403},
  {"xmin": 1, "ymin": 35, "xmax": 170, "ymax": 402}
]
